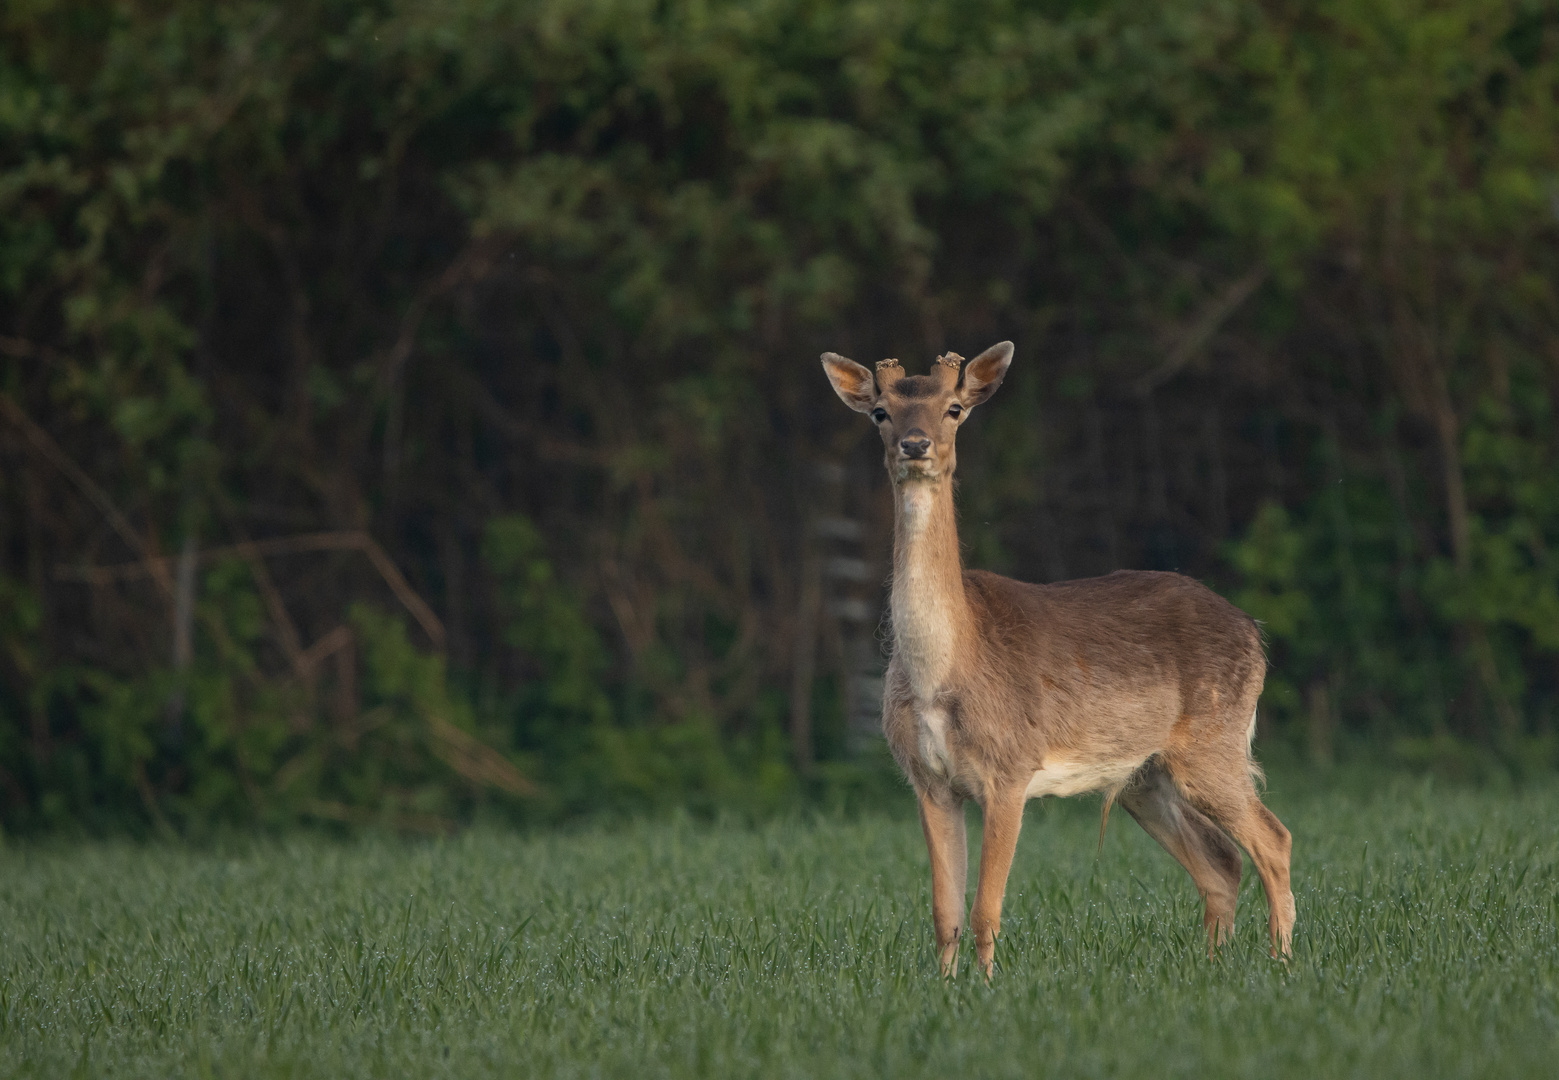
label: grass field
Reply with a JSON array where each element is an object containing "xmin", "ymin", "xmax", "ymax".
[{"xmin": 2, "ymin": 775, "xmax": 1558, "ymax": 1078}]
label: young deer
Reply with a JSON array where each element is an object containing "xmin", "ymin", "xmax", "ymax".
[{"xmin": 821, "ymin": 342, "xmax": 1295, "ymax": 978}]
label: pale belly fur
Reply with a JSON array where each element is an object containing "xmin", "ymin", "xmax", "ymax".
[
  {"xmin": 914, "ymin": 709, "xmax": 1146, "ymax": 798},
  {"xmin": 1022, "ymin": 756, "xmax": 1147, "ymax": 799}
]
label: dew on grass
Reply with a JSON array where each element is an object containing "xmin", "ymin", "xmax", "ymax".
[{"xmin": 0, "ymin": 780, "xmax": 1557, "ymax": 1077}]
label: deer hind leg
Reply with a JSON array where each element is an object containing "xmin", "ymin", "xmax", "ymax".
[
  {"xmin": 918, "ymin": 789, "xmax": 968, "ymax": 977},
  {"xmin": 1167, "ymin": 757, "xmax": 1296, "ymax": 958},
  {"xmin": 1118, "ymin": 759, "xmax": 1242, "ymax": 955}
]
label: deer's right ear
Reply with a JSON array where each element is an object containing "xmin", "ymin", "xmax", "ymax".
[{"xmin": 821, "ymin": 353, "xmax": 878, "ymax": 414}]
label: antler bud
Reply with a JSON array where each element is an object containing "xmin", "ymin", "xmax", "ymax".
[
  {"xmin": 875, "ymin": 358, "xmax": 906, "ymax": 389},
  {"xmin": 930, "ymin": 351, "xmax": 964, "ymax": 389}
]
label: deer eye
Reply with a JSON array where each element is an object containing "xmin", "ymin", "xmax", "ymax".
[
  {"xmin": 947, "ymin": 403, "xmax": 963, "ymax": 419},
  {"xmin": 871, "ymin": 408, "xmax": 888, "ymax": 424}
]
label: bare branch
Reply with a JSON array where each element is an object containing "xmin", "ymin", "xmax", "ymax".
[
  {"xmin": 296, "ymin": 624, "xmax": 354, "ymax": 681},
  {"xmin": 56, "ymin": 529, "xmax": 447, "ymax": 651},
  {"xmin": 1133, "ymin": 265, "xmax": 1268, "ymax": 397},
  {"xmin": 426, "ymin": 715, "xmax": 536, "ymax": 796},
  {"xmin": 0, "ymin": 391, "xmax": 173, "ymax": 600}
]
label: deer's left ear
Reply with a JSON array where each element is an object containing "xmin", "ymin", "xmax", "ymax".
[
  {"xmin": 821, "ymin": 352, "xmax": 878, "ymax": 414},
  {"xmin": 958, "ymin": 341, "xmax": 1014, "ymax": 408}
]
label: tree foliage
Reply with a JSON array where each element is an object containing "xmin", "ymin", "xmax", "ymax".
[{"xmin": 1, "ymin": 0, "xmax": 1557, "ymax": 828}]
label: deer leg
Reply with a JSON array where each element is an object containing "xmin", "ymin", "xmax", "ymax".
[
  {"xmin": 918, "ymin": 790, "xmax": 968, "ymax": 977},
  {"xmin": 1233, "ymin": 801, "xmax": 1295, "ymax": 958},
  {"xmin": 1118, "ymin": 761, "xmax": 1242, "ymax": 955},
  {"xmin": 1171, "ymin": 767, "xmax": 1296, "ymax": 958},
  {"xmin": 970, "ymin": 787, "xmax": 1026, "ymax": 980}
]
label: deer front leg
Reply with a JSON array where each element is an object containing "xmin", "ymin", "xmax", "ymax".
[
  {"xmin": 917, "ymin": 790, "xmax": 967, "ymax": 977},
  {"xmin": 970, "ymin": 787, "xmax": 1026, "ymax": 980}
]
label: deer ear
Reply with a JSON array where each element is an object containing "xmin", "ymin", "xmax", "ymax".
[
  {"xmin": 958, "ymin": 341, "xmax": 1014, "ymax": 408},
  {"xmin": 821, "ymin": 352, "xmax": 878, "ymax": 414}
]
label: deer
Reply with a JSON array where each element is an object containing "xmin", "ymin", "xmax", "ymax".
[{"xmin": 820, "ymin": 342, "xmax": 1295, "ymax": 979}]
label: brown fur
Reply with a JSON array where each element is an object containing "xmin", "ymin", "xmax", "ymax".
[{"xmin": 821, "ymin": 342, "xmax": 1296, "ymax": 978}]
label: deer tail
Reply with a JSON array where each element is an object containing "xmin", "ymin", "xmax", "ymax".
[{"xmin": 1097, "ymin": 785, "xmax": 1123, "ymax": 854}]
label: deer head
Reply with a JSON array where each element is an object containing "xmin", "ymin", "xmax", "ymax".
[{"xmin": 821, "ymin": 342, "xmax": 1014, "ymax": 483}]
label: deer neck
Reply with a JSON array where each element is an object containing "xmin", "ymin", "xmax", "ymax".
[{"xmin": 891, "ymin": 475, "xmax": 970, "ymax": 705}]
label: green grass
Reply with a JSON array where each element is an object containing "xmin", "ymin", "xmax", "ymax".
[{"xmin": 2, "ymin": 776, "xmax": 1558, "ymax": 1078}]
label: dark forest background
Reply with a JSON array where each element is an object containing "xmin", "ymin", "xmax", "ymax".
[{"xmin": 2, "ymin": 0, "xmax": 1558, "ymax": 832}]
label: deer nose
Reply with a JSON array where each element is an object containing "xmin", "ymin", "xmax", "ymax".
[{"xmin": 900, "ymin": 434, "xmax": 932, "ymax": 459}]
